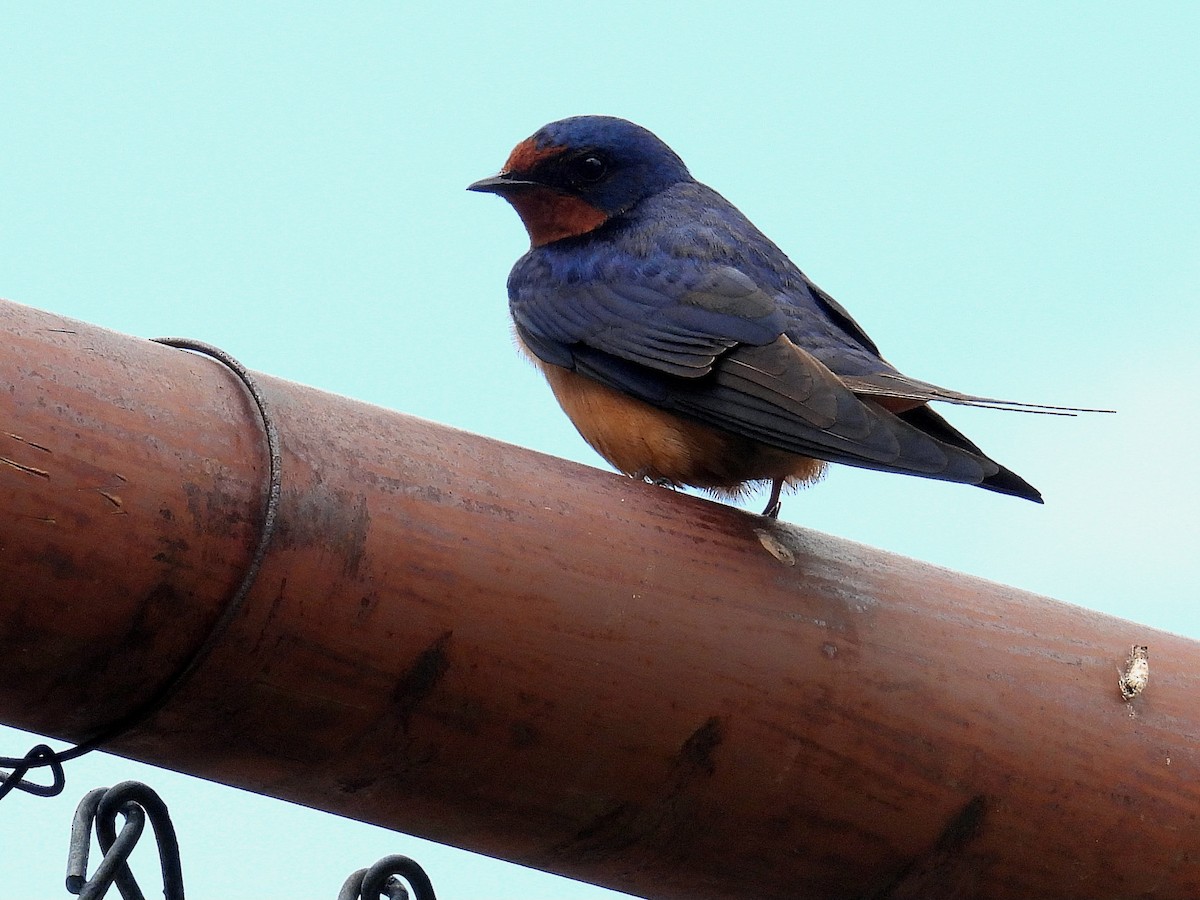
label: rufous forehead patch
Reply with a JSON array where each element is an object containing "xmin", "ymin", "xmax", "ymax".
[{"xmin": 503, "ymin": 137, "xmax": 567, "ymax": 174}]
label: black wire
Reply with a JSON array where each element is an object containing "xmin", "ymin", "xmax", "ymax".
[
  {"xmin": 0, "ymin": 338, "xmax": 282, "ymax": 799},
  {"xmin": 0, "ymin": 745, "xmax": 64, "ymax": 801},
  {"xmin": 337, "ymin": 855, "xmax": 438, "ymax": 900},
  {"xmin": 362, "ymin": 855, "xmax": 438, "ymax": 900}
]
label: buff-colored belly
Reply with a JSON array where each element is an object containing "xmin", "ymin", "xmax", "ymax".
[{"xmin": 531, "ymin": 356, "xmax": 824, "ymax": 497}]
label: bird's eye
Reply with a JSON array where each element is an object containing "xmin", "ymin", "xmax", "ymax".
[{"xmin": 573, "ymin": 154, "xmax": 608, "ymax": 183}]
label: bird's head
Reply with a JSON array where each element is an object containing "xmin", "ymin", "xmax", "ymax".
[{"xmin": 468, "ymin": 116, "xmax": 692, "ymax": 247}]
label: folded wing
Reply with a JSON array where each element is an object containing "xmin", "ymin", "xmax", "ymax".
[{"xmin": 512, "ymin": 264, "xmax": 1045, "ymax": 500}]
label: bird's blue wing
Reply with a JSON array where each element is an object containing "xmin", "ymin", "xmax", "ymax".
[
  {"xmin": 508, "ymin": 255, "xmax": 1043, "ymax": 493},
  {"xmin": 511, "ymin": 264, "xmax": 786, "ymax": 376}
]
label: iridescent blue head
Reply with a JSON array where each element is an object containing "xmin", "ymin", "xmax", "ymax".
[{"xmin": 469, "ymin": 116, "xmax": 693, "ymax": 247}]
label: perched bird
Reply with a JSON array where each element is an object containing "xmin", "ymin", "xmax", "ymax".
[{"xmin": 470, "ymin": 116, "xmax": 1084, "ymax": 516}]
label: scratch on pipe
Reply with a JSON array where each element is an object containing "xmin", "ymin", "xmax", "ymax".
[
  {"xmin": 5, "ymin": 433, "xmax": 52, "ymax": 453},
  {"xmin": 1, "ymin": 456, "xmax": 50, "ymax": 478},
  {"xmin": 94, "ymin": 489, "xmax": 126, "ymax": 512},
  {"xmin": 1119, "ymin": 645, "xmax": 1149, "ymax": 702}
]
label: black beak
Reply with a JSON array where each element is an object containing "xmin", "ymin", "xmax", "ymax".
[{"xmin": 467, "ymin": 173, "xmax": 540, "ymax": 194}]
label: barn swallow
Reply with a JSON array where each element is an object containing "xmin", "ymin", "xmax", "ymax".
[{"xmin": 470, "ymin": 116, "xmax": 1095, "ymax": 516}]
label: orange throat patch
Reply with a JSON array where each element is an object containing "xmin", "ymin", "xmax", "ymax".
[{"xmin": 505, "ymin": 187, "xmax": 608, "ymax": 247}]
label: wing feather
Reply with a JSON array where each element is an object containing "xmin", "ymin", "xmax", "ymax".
[
  {"xmin": 840, "ymin": 372, "xmax": 1113, "ymax": 415},
  {"xmin": 512, "ymin": 262, "xmax": 1051, "ymax": 496}
]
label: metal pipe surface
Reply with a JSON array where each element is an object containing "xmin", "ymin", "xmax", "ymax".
[{"xmin": 1, "ymin": 297, "xmax": 1197, "ymax": 899}]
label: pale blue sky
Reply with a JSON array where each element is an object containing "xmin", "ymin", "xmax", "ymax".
[{"xmin": 2, "ymin": 4, "xmax": 1197, "ymax": 897}]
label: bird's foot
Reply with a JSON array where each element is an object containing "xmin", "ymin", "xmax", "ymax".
[
  {"xmin": 761, "ymin": 478, "xmax": 784, "ymax": 519},
  {"xmin": 632, "ymin": 469, "xmax": 679, "ymax": 490}
]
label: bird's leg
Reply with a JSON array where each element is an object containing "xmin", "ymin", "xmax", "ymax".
[{"xmin": 761, "ymin": 478, "xmax": 784, "ymax": 519}]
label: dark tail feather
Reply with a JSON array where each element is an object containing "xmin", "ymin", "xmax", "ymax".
[
  {"xmin": 897, "ymin": 405, "xmax": 1043, "ymax": 504},
  {"xmin": 979, "ymin": 467, "xmax": 1043, "ymax": 503}
]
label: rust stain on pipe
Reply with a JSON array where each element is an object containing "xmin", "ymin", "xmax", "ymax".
[{"xmin": 1, "ymin": 297, "xmax": 1199, "ymax": 900}]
